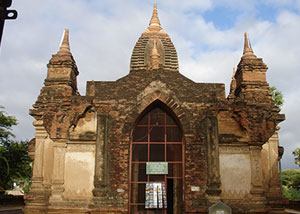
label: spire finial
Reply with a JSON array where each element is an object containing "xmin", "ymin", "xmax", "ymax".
[
  {"xmin": 57, "ymin": 29, "xmax": 71, "ymax": 55},
  {"xmin": 243, "ymin": 32, "xmax": 256, "ymax": 59},
  {"xmin": 149, "ymin": 2, "xmax": 161, "ymax": 31},
  {"xmin": 232, "ymin": 67, "xmax": 236, "ymax": 79},
  {"xmin": 229, "ymin": 66, "xmax": 237, "ymax": 98}
]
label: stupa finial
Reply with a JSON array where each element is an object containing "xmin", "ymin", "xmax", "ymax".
[
  {"xmin": 57, "ymin": 29, "xmax": 71, "ymax": 55},
  {"xmin": 149, "ymin": 2, "xmax": 161, "ymax": 31},
  {"xmin": 243, "ymin": 32, "xmax": 256, "ymax": 59}
]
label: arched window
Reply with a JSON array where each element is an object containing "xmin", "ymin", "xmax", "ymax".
[{"xmin": 129, "ymin": 101, "xmax": 184, "ymax": 214}]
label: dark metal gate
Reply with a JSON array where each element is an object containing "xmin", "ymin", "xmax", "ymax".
[{"xmin": 129, "ymin": 105, "xmax": 184, "ymax": 214}]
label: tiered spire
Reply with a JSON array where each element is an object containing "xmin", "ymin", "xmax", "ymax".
[
  {"xmin": 242, "ymin": 32, "xmax": 256, "ymax": 59},
  {"xmin": 232, "ymin": 32, "xmax": 271, "ymax": 104},
  {"xmin": 57, "ymin": 29, "xmax": 71, "ymax": 55},
  {"xmin": 46, "ymin": 29, "xmax": 79, "ymax": 95}
]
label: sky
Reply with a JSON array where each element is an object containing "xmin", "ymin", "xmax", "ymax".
[{"xmin": 0, "ymin": 0, "xmax": 299, "ymax": 169}]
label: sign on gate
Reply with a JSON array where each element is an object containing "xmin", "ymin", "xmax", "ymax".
[{"xmin": 146, "ymin": 162, "xmax": 168, "ymax": 174}]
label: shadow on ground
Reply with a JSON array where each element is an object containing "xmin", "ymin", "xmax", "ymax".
[{"xmin": 0, "ymin": 194, "xmax": 24, "ymax": 214}]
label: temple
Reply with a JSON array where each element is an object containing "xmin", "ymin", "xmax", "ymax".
[{"xmin": 25, "ymin": 3, "xmax": 285, "ymax": 214}]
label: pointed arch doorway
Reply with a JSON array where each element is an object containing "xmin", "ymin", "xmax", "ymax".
[{"xmin": 129, "ymin": 101, "xmax": 184, "ymax": 214}]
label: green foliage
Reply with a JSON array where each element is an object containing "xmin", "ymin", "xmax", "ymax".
[
  {"xmin": 269, "ymin": 86, "xmax": 284, "ymax": 108},
  {"xmin": 282, "ymin": 169, "xmax": 300, "ymax": 200},
  {"xmin": 293, "ymin": 148, "xmax": 300, "ymax": 167},
  {"xmin": 283, "ymin": 186, "xmax": 300, "ymax": 200},
  {"xmin": 0, "ymin": 140, "xmax": 32, "ymax": 191},
  {"xmin": 0, "ymin": 106, "xmax": 17, "ymax": 145},
  {"xmin": 0, "ymin": 106, "xmax": 31, "ymax": 192},
  {"xmin": 22, "ymin": 178, "xmax": 31, "ymax": 193},
  {"xmin": 282, "ymin": 169, "xmax": 300, "ymax": 188}
]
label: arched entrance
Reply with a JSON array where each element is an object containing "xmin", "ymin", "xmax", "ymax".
[{"xmin": 129, "ymin": 101, "xmax": 184, "ymax": 214}]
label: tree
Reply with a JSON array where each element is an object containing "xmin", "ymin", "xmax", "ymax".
[
  {"xmin": 293, "ymin": 148, "xmax": 300, "ymax": 167},
  {"xmin": 0, "ymin": 105, "xmax": 17, "ymax": 145},
  {"xmin": 0, "ymin": 106, "xmax": 31, "ymax": 191},
  {"xmin": 0, "ymin": 140, "xmax": 31, "ymax": 191},
  {"xmin": 269, "ymin": 86, "xmax": 284, "ymax": 108}
]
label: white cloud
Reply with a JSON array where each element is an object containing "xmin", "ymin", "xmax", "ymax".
[
  {"xmin": 280, "ymin": 90, "xmax": 300, "ymax": 169},
  {"xmin": 158, "ymin": 0, "xmax": 213, "ymax": 12},
  {"xmin": 211, "ymin": 0, "xmax": 257, "ymax": 11}
]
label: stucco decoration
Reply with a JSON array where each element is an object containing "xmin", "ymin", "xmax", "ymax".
[{"xmin": 69, "ymin": 107, "xmax": 97, "ymax": 140}]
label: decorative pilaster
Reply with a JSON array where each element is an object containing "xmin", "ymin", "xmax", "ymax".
[
  {"xmin": 265, "ymin": 128, "xmax": 282, "ymax": 199},
  {"xmin": 93, "ymin": 114, "xmax": 110, "ymax": 195},
  {"xmin": 24, "ymin": 120, "xmax": 49, "ymax": 214},
  {"xmin": 202, "ymin": 116, "xmax": 222, "ymax": 197},
  {"xmin": 249, "ymin": 145, "xmax": 268, "ymax": 213},
  {"xmin": 250, "ymin": 145, "xmax": 265, "ymax": 199},
  {"xmin": 92, "ymin": 114, "xmax": 122, "ymax": 207},
  {"xmin": 32, "ymin": 120, "xmax": 47, "ymax": 184},
  {"xmin": 49, "ymin": 141, "xmax": 66, "ymax": 203}
]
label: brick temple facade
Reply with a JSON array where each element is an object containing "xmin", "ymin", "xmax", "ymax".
[{"xmin": 25, "ymin": 3, "xmax": 285, "ymax": 214}]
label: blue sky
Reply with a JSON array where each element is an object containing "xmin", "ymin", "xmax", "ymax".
[
  {"xmin": 0, "ymin": 0, "xmax": 299, "ymax": 169},
  {"xmin": 203, "ymin": 3, "xmax": 281, "ymax": 30}
]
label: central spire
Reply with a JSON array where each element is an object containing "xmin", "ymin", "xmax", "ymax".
[
  {"xmin": 130, "ymin": 3, "xmax": 179, "ymax": 72},
  {"xmin": 149, "ymin": 2, "xmax": 161, "ymax": 31}
]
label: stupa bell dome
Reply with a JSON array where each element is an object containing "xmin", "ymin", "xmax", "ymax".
[{"xmin": 130, "ymin": 3, "xmax": 179, "ymax": 72}]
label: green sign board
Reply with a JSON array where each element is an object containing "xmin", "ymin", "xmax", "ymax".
[{"xmin": 146, "ymin": 162, "xmax": 168, "ymax": 174}]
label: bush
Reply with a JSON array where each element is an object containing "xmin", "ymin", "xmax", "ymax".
[{"xmin": 282, "ymin": 169, "xmax": 300, "ymax": 200}]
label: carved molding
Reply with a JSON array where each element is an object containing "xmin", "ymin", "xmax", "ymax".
[
  {"xmin": 136, "ymin": 81, "xmax": 184, "ymax": 119},
  {"xmin": 66, "ymin": 144, "xmax": 95, "ymax": 152},
  {"xmin": 64, "ymin": 189, "xmax": 93, "ymax": 198},
  {"xmin": 34, "ymin": 120, "xmax": 48, "ymax": 139},
  {"xmin": 137, "ymin": 80, "xmax": 171, "ymax": 104},
  {"xmin": 222, "ymin": 189, "xmax": 250, "ymax": 199},
  {"xmin": 219, "ymin": 146, "xmax": 249, "ymax": 154}
]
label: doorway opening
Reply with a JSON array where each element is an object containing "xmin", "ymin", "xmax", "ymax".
[{"xmin": 129, "ymin": 102, "xmax": 184, "ymax": 214}]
